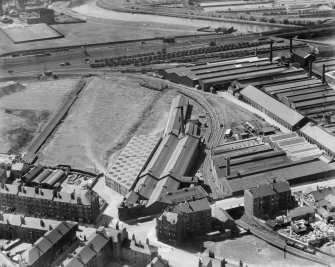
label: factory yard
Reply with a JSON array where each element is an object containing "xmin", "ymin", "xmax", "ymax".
[
  {"xmin": 0, "ymin": 79, "xmax": 78, "ymax": 154},
  {"xmin": 37, "ymin": 75, "xmax": 178, "ymax": 173}
]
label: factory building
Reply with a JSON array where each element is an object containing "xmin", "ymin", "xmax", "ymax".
[
  {"xmin": 105, "ymin": 135, "xmax": 161, "ymax": 195},
  {"xmin": 244, "ymin": 180, "xmax": 293, "ymax": 219},
  {"xmin": 19, "ymin": 221, "xmax": 78, "ymax": 267},
  {"xmin": 159, "ymin": 57, "xmax": 291, "ymax": 90},
  {"xmin": 239, "ymin": 85, "xmax": 307, "ymax": 131},
  {"xmin": 299, "ymin": 122, "xmax": 335, "ymax": 158},
  {"xmin": 213, "ymin": 137, "xmax": 334, "ymax": 196}
]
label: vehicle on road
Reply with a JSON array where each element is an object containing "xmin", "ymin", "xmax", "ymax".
[{"xmin": 60, "ymin": 62, "xmax": 70, "ymax": 66}]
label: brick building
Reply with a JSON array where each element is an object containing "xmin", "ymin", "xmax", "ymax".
[
  {"xmin": 156, "ymin": 198, "xmax": 212, "ymax": 246},
  {"xmin": 0, "ymin": 212, "xmax": 60, "ymax": 243},
  {"xmin": 63, "ymin": 226, "xmax": 128, "ymax": 267},
  {"xmin": 156, "ymin": 212, "xmax": 183, "ymax": 246},
  {"xmin": 0, "ymin": 184, "xmax": 100, "ymax": 223},
  {"xmin": 244, "ymin": 180, "xmax": 293, "ymax": 219},
  {"xmin": 19, "ymin": 221, "xmax": 78, "ymax": 267}
]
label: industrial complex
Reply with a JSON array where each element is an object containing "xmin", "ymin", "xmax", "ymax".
[{"xmin": 1, "ymin": 0, "xmax": 335, "ymax": 266}]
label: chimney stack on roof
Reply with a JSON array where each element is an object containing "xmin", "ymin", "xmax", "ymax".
[
  {"xmin": 322, "ymin": 64, "xmax": 326, "ymax": 84},
  {"xmin": 269, "ymin": 40, "xmax": 273, "ymax": 63},
  {"xmin": 226, "ymin": 158, "xmax": 231, "ymax": 177}
]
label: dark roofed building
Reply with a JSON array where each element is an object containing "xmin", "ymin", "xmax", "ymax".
[
  {"xmin": 244, "ymin": 180, "xmax": 293, "ymax": 219},
  {"xmin": 19, "ymin": 221, "xmax": 78, "ymax": 267},
  {"xmin": 287, "ymin": 206, "xmax": 315, "ymax": 222}
]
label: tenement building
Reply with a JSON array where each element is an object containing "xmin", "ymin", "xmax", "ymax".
[
  {"xmin": 19, "ymin": 221, "xmax": 78, "ymax": 267},
  {"xmin": 244, "ymin": 179, "xmax": 293, "ymax": 219},
  {"xmin": 156, "ymin": 198, "xmax": 212, "ymax": 246}
]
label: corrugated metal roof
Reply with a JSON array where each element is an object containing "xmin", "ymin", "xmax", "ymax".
[
  {"xmin": 300, "ymin": 123, "xmax": 335, "ymax": 154},
  {"xmin": 240, "ymin": 85, "xmax": 305, "ymax": 127}
]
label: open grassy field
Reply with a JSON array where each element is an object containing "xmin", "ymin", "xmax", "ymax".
[
  {"xmin": 0, "ymin": 79, "xmax": 78, "ymax": 154},
  {"xmin": 37, "ymin": 75, "xmax": 178, "ymax": 173}
]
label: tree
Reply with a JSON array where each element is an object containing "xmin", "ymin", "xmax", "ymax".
[
  {"xmin": 269, "ymin": 18, "xmax": 276, "ymax": 23},
  {"xmin": 239, "ymin": 260, "xmax": 243, "ymax": 267}
]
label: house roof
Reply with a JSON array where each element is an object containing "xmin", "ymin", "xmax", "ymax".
[
  {"xmin": 240, "ymin": 85, "xmax": 305, "ymax": 127},
  {"xmin": 21, "ymin": 221, "xmax": 77, "ymax": 265},
  {"xmin": 287, "ymin": 206, "xmax": 315, "ymax": 219},
  {"xmin": 171, "ymin": 198, "xmax": 210, "ymax": 214},
  {"xmin": 249, "ymin": 185, "xmax": 275, "ymax": 198}
]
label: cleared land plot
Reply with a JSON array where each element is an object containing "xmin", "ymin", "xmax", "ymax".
[
  {"xmin": 1, "ymin": 24, "xmax": 63, "ymax": 44},
  {"xmin": 205, "ymin": 235, "xmax": 323, "ymax": 267},
  {"xmin": 0, "ymin": 79, "xmax": 78, "ymax": 154},
  {"xmin": 37, "ymin": 75, "xmax": 178, "ymax": 173}
]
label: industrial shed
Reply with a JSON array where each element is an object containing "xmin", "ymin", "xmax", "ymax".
[
  {"xmin": 227, "ymin": 159, "xmax": 334, "ymax": 195},
  {"xmin": 240, "ymin": 85, "xmax": 306, "ymax": 131},
  {"xmin": 105, "ymin": 135, "xmax": 161, "ymax": 195},
  {"xmin": 299, "ymin": 122, "xmax": 335, "ymax": 158}
]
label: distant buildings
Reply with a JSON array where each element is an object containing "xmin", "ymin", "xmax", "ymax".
[
  {"xmin": 27, "ymin": 9, "xmax": 55, "ymax": 25},
  {"xmin": 244, "ymin": 180, "xmax": 293, "ymax": 219}
]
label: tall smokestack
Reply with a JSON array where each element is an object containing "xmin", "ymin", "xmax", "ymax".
[
  {"xmin": 226, "ymin": 158, "xmax": 231, "ymax": 177},
  {"xmin": 180, "ymin": 106, "xmax": 184, "ymax": 135},
  {"xmin": 269, "ymin": 40, "xmax": 273, "ymax": 63},
  {"xmin": 289, "ymin": 35, "xmax": 293, "ymax": 54},
  {"xmin": 308, "ymin": 58, "xmax": 313, "ymax": 78},
  {"xmin": 0, "ymin": 0, "xmax": 3, "ymax": 16},
  {"xmin": 322, "ymin": 64, "xmax": 326, "ymax": 84}
]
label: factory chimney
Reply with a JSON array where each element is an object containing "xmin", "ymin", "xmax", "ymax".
[
  {"xmin": 322, "ymin": 64, "xmax": 326, "ymax": 84},
  {"xmin": 226, "ymin": 158, "xmax": 231, "ymax": 177},
  {"xmin": 289, "ymin": 35, "xmax": 293, "ymax": 54},
  {"xmin": 0, "ymin": 0, "xmax": 3, "ymax": 16},
  {"xmin": 180, "ymin": 106, "xmax": 185, "ymax": 135},
  {"xmin": 269, "ymin": 40, "xmax": 273, "ymax": 63},
  {"xmin": 308, "ymin": 58, "xmax": 313, "ymax": 78}
]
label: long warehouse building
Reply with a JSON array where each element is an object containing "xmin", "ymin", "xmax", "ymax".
[{"xmin": 239, "ymin": 85, "xmax": 307, "ymax": 131}]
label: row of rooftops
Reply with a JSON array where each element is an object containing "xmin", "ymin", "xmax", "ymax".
[
  {"xmin": 247, "ymin": 179, "xmax": 291, "ymax": 198},
  {"xmin": 62, "ymin": 226, "xmax": 128, "ymax": 267},
  {"xmin": 159, "ymin": 197, "xmax": 211, "ymax": 224},
  {"xmin": 20, "ymin": 221, "xmax": 78, "ymax": 266},
  {"xmin": 0, "ymin": 212, "xmax": 60, "ymax": 231},
  {"xmin": 0, "ymin": 183, "xmax": 97, "ymax": 206}
]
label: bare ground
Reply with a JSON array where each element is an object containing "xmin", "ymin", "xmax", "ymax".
[
  {"xmin": 37, "ymin": 75, "xmax": 178, "ymax": 173},
  {"xmin": 0, "ymin": 79, "xmax": 77, "ymax": 154}
]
